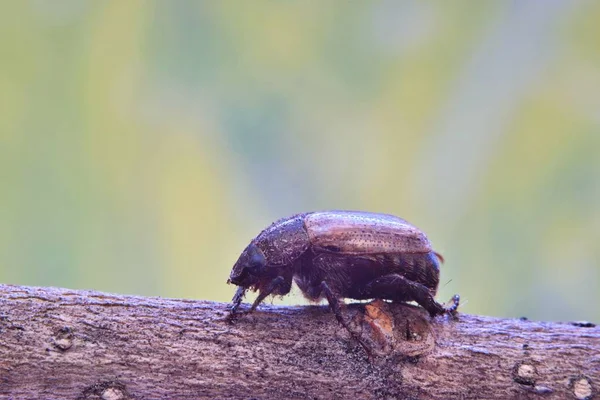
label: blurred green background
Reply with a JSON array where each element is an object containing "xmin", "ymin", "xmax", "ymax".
[{"xmin": 1, "ymin": 1, "xmax": 599, "ymax": 322}]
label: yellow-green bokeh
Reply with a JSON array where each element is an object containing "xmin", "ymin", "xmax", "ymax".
[{"xmin": 1, "ymin": 1, "xmax": 599, "ymax": 321}]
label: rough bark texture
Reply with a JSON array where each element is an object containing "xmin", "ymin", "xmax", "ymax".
[{"xmin": 0, "ymin": 284, "xmax": 598, "ymax": 400}]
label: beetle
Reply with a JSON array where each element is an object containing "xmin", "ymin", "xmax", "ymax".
[{"xmin": 227, "ymin": 210, "xmax": 459, "ymax": 331}]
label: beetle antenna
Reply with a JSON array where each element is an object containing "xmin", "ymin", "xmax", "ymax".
[
  {"xmin": 434, "ymin": 252, "xmax": 445, "ymax": 263},
  {"xmin": 442, "ymin": 279, "xmax": 453, "ymax": 288}
]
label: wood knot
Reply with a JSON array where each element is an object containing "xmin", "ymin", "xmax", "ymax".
[
  {"xmin": 512, "ymin": 361, "xmax": 536, "ymax": 386},
  {"xmin": 569, "ymin": 375, "xmax": 594, "ymax": 400},
  {"xmin": 356, "ymin": 301, "xmax": 435, "ymax": 357},
  {"xmin": 78, "ymin": 381, "xmax": 130, "ymax": 400},
  {"xmin": 101, "ymin": 387, "xmax": 126, "ymax": 400},
  {"xmin": 355, "ymin": 300, "xmax": 395, "ymax": 356},
  {"xmin": 53, "ymin": 326, "xmax": 74, "ymax": 351}
]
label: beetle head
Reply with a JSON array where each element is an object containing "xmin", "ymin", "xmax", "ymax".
[{"xmin": 228, "ymin": 242, "xmax": 268, "ymax": 287}]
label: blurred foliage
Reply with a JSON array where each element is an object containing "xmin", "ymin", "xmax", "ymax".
[{"xmin": 1, "ymin": 1, "xmax": 598, "ymax": 321}]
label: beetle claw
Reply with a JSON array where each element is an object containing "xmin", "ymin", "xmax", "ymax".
[{"xmin": 443, "ymin": 294, "xmax": 460, "ymax": 315}]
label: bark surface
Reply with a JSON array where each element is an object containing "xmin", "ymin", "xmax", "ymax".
[{"xmin": 0, "ymin": 284, "xmax": 597, "ymax": 400}]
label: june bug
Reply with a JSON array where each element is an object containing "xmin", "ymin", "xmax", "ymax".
[{"xmin": 227, "ymin": 211, "xmax": 459, "ymax": 328}]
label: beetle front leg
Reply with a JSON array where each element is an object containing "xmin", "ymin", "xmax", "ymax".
[
  {"xmin": 227, "ymin": 286, "xmax": 247, "ymax": 321},
  {"xmin": 231, "ymin": 286, "xmax": 246, "ymax": 311},
  {"xmin": 249, "ymin": 276, "xmax": 287, "ymax": 313}
]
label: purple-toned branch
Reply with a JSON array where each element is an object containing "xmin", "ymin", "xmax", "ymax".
[{"xmin": 0, "ymin": 284, "xmax": 597, "ymax": 399}]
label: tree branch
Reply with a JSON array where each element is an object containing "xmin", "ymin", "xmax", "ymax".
[{"xmin": 0, "ymin": 284, "xmax": 597, "ymax": 399}]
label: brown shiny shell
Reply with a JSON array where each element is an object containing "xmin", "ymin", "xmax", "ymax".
[{"xmin": 304, "ymin": 211, "xmax": 432, "ymax": 254}]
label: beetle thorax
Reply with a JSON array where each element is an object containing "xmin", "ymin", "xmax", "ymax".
[{"xmin": 254, "ymin": 213, "xmax": 310, "ymax": 266}]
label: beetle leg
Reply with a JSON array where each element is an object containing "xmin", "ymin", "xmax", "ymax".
[
  {"xmin": 319, "ymin": 281, "xmax": 347, "ymax": 326},
  {"xmin": 229, "ymin": 286, "xmax": 246, "ymax": 315},
  {"xmin": 365, "ymin": 273, "xmax": 450, "ymax": 317},
  {"xmin": 444, "ymin": 294, "xmax": 460, "ymax": 315},
  {"xmin": 226, "ymin": 286, "xmax": 248, "ymax": 322},
  {"xmin": 320, "ymin": 281, "xmax": 372, "ymax": 356},
  {"xmin": 249, "ymin": 276, "xmax": 286, "ymax": 313}
]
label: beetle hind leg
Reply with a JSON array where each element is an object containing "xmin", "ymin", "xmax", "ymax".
[
  {"xmin": 365, "ymin": 273, "xmax": 453, "ymax": 317},
  {"xmin": 444, "ymin": 294, "xmax": 460, "ymax": 315}
]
